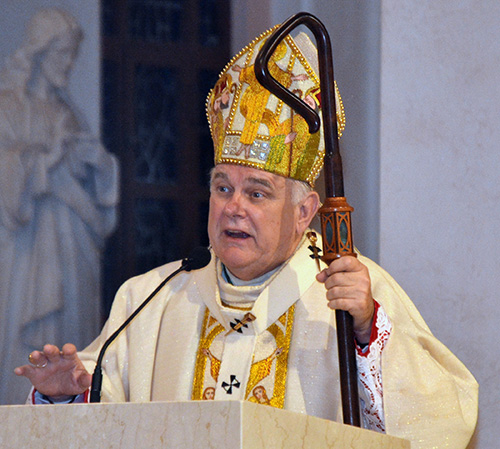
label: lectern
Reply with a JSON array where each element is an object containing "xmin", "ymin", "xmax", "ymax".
[{"xmin": 0, "ymin": 400, "xmax": 409, "ymax": 448}]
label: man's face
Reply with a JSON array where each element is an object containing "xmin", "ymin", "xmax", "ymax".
[{"xmin": 208, "ymin": 164, "xmax": 303, "ymax": 281}]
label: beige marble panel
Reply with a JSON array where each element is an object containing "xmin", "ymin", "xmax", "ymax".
[
  {"xmin": 241, "ymin": 401, "xmax": 410, "ymax": 449},
  {"xmin": 0, "ymin": 400, "xmax": 409, "ymax": 448}
]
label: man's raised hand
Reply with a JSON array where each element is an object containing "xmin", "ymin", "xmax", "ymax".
[{"xmin": 14, "ymin": 343, "xmax": 91, "ymax": 400}]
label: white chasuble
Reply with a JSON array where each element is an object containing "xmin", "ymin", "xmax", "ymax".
[
  {"xmin": 151, "ymin": 237, "xmax": 322, "ymax": 411},
  {"xmin": 78, "ymin": 232, "xmax": 477, "ymax": 449}
]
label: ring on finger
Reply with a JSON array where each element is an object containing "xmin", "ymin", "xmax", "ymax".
[{"xmin": 28, "ymin": 352, "xmax": 48, "ymax": 368}]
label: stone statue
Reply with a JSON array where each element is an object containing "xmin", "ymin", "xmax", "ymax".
[{"xmin": 0, "ymin": 8, "xmax": 119, "ymax": 404}]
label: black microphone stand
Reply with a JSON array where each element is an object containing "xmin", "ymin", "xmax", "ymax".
[{"xmin": 90, "ymin": 248, "xmax": 210, "ymax": 403}]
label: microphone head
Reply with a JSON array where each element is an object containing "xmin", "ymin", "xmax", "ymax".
[{"xmin": 183, "ymin": 246, "xmax": 211, "ymax": 271}]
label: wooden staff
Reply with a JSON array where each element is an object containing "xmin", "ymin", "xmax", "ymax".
[{"xmin": 255, "ymin": 12, "xmax": 360, "ymax": 426}]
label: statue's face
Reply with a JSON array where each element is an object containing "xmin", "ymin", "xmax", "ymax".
[{"xmin": 40, "ymin": 32, "xmax": 79, "ymax": 88}]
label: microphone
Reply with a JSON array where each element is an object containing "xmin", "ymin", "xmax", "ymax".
[
  {"xmin": 182, "ymin": 246, "xmax": 212, "ymax": 271},
  {"xmin": 89, "ymin": 246, "xmax": 211, "ymax": 403}
]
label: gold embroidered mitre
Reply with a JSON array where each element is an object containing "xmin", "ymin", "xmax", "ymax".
[{"xmin": 206, "ymin": 27, "xmax": 345, "ymax": 187}]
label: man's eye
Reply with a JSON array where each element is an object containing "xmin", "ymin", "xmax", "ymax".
[
  {"xmin": 217, "ymin": 185, "xmax": 230, "ymax": 193},
  {"xmin": 251, "ymin": 191, "xmax": 264, "ymax": 199}
]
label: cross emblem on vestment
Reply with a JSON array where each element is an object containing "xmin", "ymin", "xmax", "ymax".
[
  {"xmin": 230, "ymin": 318, "xmax": 248, "ymax": 333},
  {"xmin": 222, "ymin": 375, "xmax": 241, "ymax": 394},
  {"xmin": 226, "ymin": 312, "xmax": 256, "ymax": 336}
]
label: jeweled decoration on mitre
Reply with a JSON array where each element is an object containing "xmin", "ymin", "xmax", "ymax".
[{"xmin": 206, "ymin": 27, "xmax": 345, "ymax": 187}]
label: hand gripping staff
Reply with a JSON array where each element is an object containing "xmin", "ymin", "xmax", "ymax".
[{"xmin": 254, "ymin": 12, "xmax": 360, "ymax": 426}]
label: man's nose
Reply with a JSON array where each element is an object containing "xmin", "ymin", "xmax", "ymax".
[{"xmin": 224, "ymin": 192, "xmax": 246, "ymax": 217}]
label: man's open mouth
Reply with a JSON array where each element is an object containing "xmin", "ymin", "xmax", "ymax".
[{"xmin": 225, "ymin": 230, "xmax": 250, "ymax": 239}]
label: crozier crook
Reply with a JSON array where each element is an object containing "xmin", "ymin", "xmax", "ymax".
[{"xmin": 254, "ymin": 11, "xmax": 360, "ymax": 427}]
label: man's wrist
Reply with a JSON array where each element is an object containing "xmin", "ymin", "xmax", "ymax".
[
  {"xmin": 354, "ymin": 326, "xmax": 372, "ymax": 346},
  {"xmin": 41, "ymin": 393, "xmax": 78, "ymax": 404},
  {"xmin": 354, "ymin": 300, "xmax": 382, "ymax": 352},
  {"xmin": 32, "ymin": 389, "xmax": 88, "ymax": 405},
  {"xmin": 354, "ymin": 301, "xmax": 376, "ymax": 345}
]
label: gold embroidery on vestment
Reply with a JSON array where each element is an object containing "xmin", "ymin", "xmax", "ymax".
[
  {"xmin": 245, "ymin": 304, "xmax": 295, "ymax": 408},
  {"xmin": 192, "ymin": 309, "xmax": 224, "ymax": 400},
  {"xmin": 192, "ymin": 304, "xmax": 295, "ymax": 409}
]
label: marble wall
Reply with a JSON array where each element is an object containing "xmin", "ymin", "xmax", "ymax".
[
  {"xmin": 378, "ymin": 2, "xmax": 500, "ymax": 448},
  {"xmin": 237, "ymin": 1, "xmax": 497, "ymax": 447}
]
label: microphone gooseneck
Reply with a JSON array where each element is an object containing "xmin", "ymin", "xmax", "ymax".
[{"xmin": 90, "ymin": 247, "xmax": 211, "ymax": 403}]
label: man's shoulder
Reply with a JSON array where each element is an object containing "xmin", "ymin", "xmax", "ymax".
[
  {"xmin": 357, "ymin": 253, "xmax": 401, "ymax": 290},
  {"xmin": 356, "ymin": 253, "xmax": 427, "ymax": 325}
]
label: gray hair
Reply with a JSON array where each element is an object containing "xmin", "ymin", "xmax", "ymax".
[{"xmin": 287, "ymin": 177, "xmax": 314, "ymax": 206}]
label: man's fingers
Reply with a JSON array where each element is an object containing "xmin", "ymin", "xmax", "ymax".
[
  {"xmin": 14, "ymin": 365, "xmax": 31, "ymax": 377},
  {"xmin": 28, "ymin": 350, "xmax": 48, "ymax": 368},
  {"xmin": 325, "ymin": 286, "xmax": 359, "ymax": 301},
  {"xmin": 326, "ymin": 298, "xmax": 350, "ymax": 312},
  {"xmin": 42, "ymin": 344, "xmax": 63, "ymax": 364},
  {"xmin": 61, "ymin": 343, "xmax": 78, "ymax": 359},
  {"xmin": 330, "ymin": 256, "xmax": 361, "ymax": 274},
  {"xmin": 77, "ymin": 371, "xmax": 92, "ymax": 390},
  {"xmin": 14, "ymin": 364, "xmax": 46, "ymax": 383},
  {"xmin": 317, "ymin": 256, "xmax": 362, "ymax": 282},
  {"xmin": 316, "ymin": 269, "xmax": 328, "ymax": 283}
]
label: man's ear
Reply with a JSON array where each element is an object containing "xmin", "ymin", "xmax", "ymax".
[{"xmin": 296, "ymin": 191, "xmax": 320, "ymax": 235}]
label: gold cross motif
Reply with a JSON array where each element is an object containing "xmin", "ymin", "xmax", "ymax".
[
  {"xmin": 306, "ymin": 231, "xmax": 322, "ymax": 272},
  {"xmin": 226, "ymin": 312, "xmax": 257, "ymax": 336}
]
